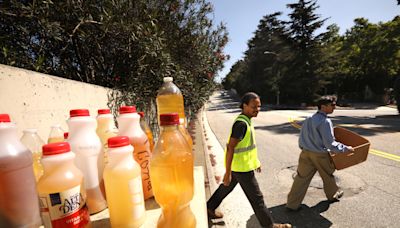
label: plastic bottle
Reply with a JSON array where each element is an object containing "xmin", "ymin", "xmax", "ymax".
[
  {"xmin": 150, "ymin": 113, "xmax": 195, "ymax": 228},
  {"xmin": 104, "ymin": 136, "xmax": 146, "ymax": 228},
  {"xmin": 0, "ymin": 114, "xmax": 41, "ymax": 227},
  {"xmin": 138, "ymin": 111, "xmax": 154, "ymax": 152},
  {"xmin": 67, "ymin": 109, "xmax": 107, "ymax": 214},
  {"xmin": 48, "ymin": 124, "xmax": 65, "ymax": 143},
  {"xmin": 156, "ymin": 77, "xmax": 186, "ymax": 126},
  {"xmin": 96, "ymin": 108, "xmax": 117, "ymax": 152},
  {"xmin": 20, "ymin": 128, "xmax": 45, "ymax": 181},
  {"xmin": 37, "ymin": 142, "xmax": 91, "ymax": 228},
  {"xmin": 156, "ymin": 77, "xmax": 193, "ymax": 148},
  {"xmin": 117, "ymin": 106, "xmax": 153, "ymax": 200}
]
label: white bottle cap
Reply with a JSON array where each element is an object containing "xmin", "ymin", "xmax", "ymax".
[{"xmin": 163, "ymin": 77, "xmax": 173, "ymax": 82}]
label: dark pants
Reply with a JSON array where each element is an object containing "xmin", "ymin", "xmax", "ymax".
[{"xmin": 207, "ymin": 171, "xmax": 274, "ymax": 228}]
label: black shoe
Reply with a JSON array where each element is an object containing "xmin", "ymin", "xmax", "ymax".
[{"xmin": 329, "ymin": 189, "xmax": 344, "ymax": 202}]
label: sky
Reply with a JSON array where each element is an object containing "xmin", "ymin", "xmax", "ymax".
[{"xmin": 208, "ymin": 0, "xmax": 400, "ymax": 82}]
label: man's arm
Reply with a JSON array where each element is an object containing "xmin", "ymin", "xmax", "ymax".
[
  {"xmin": 319, "ymin": 119, "xmax": 353, "ymax": 153},
  {"xmin": 223, "ymin": 137, "xmax": 239, "ymax": 186}
]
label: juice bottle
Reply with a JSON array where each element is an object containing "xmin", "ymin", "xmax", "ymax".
[
  {"xmin": 156, "ymin": 77, "xmax": 193, "ymax": 148},
  {"xmin": 96, "ymin": 109, "xmax": 117, "ymax": 157},
  {"xmin": 117, "ymin": 106, "xmax": 153, "ymax": 200},
  {"xmin": 48, "ymin": 124, "xmax": 65, "ymax": 143},
  {"xmin": 67, "ymin": 109, "xmax": 107, "ymax": 214},
  {"xmin": 0, "ymin": 114, "xmax": 41, "ymax": 227},
  {"xmin": 20, "ymin": 128, "xmax": 45, "ymax": 181},
  {"xmin": 138, "ymin": 111, "xmax": 154, "ymax": 152},
  {"xmin": 150, "ymin": 113, "xmax": 195, "ymax": 228},
  {"xmin": 156, "ymin": 77, "xmax": 186, "ymax": 126},
  {"xmin": 104, "ymin": 136, "xmax": 146, "ymax": 227},
  {"xmin": 37, "ymin": 142, "xmax": 91, "ymax": 228}
]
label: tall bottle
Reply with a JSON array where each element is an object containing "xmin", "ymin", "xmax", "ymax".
[
  {"xmin": 117, "ymin": 106, "xmax": 153, "ymax": 200},
  {"xmin": 156, "ymin": 77, "xmax": 186, "ymax": 126},
  {"xmin": 156, "ymin": 77, "xmax": 192, "ymax": 149},
  {"xmin": 96, "ymin": 109, "xmax": 117, "ymax": 159},
  {"xmin": 37, "ymin": 142, "xmax": 91, "ymax": 228},
  {"xmin": 138, "ymin": 111, "xmax": 154, "ymax": 152},
  {"xmin": 104, "ymin": 136, "xmax": 146, "ymax": 228},
  {"xmin": 150, "ymin": 113, "xmax": 195, "ymax": 228},
  {"xmin": 48, "ymin": 124, "xmax": 65, "ymax": 143},
  {"xmin": 0, "ymin": 114, "xmax": 41, "ymax": 227},
  {"xmin": 20, "ymin": 128, "xmax": 45, "ymax": 181},
  {"xmin": 67, "ymin": 109, "xmax": 107, "ymax": 214}
]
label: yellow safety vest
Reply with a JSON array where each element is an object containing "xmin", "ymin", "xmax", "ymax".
[{"xmin": 226, "ymin": 114, "xmax": 261, "ymax": 172}]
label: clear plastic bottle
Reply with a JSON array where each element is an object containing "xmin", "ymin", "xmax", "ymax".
[
  {"xmin": 96, "ymin": 109, "xmax": 117, "ymax": 150},
  {"xmin": 156, "ymin": 77, "xmax": 186, "ymax": 126},
  {"xmin": 48, "ymin": 124, "xmax": 65, "ymax": 143},
  {"xmin": 156, "ymin": 77, "xmax": 193, "ymax": 148},
  {"xmin": 150, "ymin": 113, "xmax": 195, "ymax": 228},
  {"xmin": 67, "ymin": 109, "xmax": 107, "ymax": 214},
  {"xmin": 37, "ymin": 142, "xmax": 91, "ymax": 227},
  {"xmin": 20, "ymin": 128, "xmax": 45, "ymax": 181},
  {"xmin": 117, "ymin": 106, "xmax": 153, "ymax": 200},
  {"xmin": 104, "ymin": 136, "xmax": 146, "ymax": 228},
  {"xmin": 138, "ymin": 111, "xmax": 154, "ymax": 152},
  {"xmin": 0, "ymin": 114, "xmax": 41, "ymax": 227}
]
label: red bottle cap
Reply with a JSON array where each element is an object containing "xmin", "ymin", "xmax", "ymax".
[
  {"xmin": 119, "ymin": 106, "xmax": 137, "ymax": 114},
  {"xmin": 160, "ymin": 113, "xmax": 179, "ymax": 126},
  {"xmin": 108, "ymin": 136, "xmax": 130, "ymax": 148},
  {"xmin": 64, "ymin": 132, "xmax": 69, "ymax": 139},
  {"xmin": 138, "ymin": 112, "xmax": 144, "ymax": 118},
  {"xmin": 43, "ymin": 142, "xmax": 71, "ymax": 156},
  {"xmin": 70, "ymin": 109, "xmax": 90, "ymax": 117},
  {"xmin": 0, "ymin": 114, "xmax": 11, "ymax": 123},
  {"xmin": 98, "ymin": 109, "xmax": 111, "ymax": 115}
]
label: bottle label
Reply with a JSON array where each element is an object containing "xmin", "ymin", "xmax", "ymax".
[
  {"xmin": 39, "ymin": 185, "xmax": 90, "ymax": 228},
  {"xmin": 128, "ymin": 177, "xmax": 145, "ymax": 219}
]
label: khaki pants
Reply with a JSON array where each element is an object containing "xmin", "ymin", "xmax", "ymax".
[{"xmin": 286, "ymin": 150, "xmax": 338, "ymax": 209}]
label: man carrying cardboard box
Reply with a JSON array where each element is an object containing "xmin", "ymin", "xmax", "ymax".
[{"xmin": 286, "ymin": 95, "xmax": 354, "ymax": 211}]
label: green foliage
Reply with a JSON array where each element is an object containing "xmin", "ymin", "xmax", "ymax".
[
  {"xmin": 0, "ymin": 0, "xmax": 228, "ymax": 130},
  {"xmin": 224, "ymin": 0, "xmax": 400, "ymax": 105}
]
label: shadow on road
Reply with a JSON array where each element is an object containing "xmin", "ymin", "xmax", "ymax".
[{"xmin": 246, "ymin": 201, "xmax": 335, "ymax": 228}]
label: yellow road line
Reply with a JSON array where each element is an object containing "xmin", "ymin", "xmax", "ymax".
[{"xmin": 289, "ymin": 117, "xmax": 400, "ymax": 163}]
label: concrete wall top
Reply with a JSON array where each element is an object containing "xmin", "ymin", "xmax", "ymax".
[{"xmin": 0, "ymin": 64, "xmax": 113, "ymax": 141}]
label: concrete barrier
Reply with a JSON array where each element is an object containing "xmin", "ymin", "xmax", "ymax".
[{"xmin": 0, "ymin": 64, "xmax": 113, "ymax": 140}]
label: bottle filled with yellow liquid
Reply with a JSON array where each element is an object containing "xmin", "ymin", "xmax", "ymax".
[
  {"xmin": 138, "ymin": 111, "xmax": 154, "ymax": 152},
  {"xmin": 37, "ymin": 142, "xmax": 91, "ymax": 227},
  {"xmin": 103, "ymin": 136, "xmax": 146, "ymax": 228},
  {"xmin": 150, "ymin": 113, "xmax": 195, "ymax": 228},
  {"xmin": 20, "ymin": 128, "xmax": 45, "ymax": 181},
  {"xmin": 117, "ymin": 106, "xmax": 153, "ymax": 200},
  {"xmin": 47, "ymin": 124, "xmax": 65, "ymax": 143},
  {"xmin": 156, "ymin": 77, "xmax": 186, "ymax": 126}
]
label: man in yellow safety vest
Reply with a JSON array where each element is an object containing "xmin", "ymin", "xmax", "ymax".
[{"xmin": 206, "ymin": 92, "xmax": 291, "ymax": 228}]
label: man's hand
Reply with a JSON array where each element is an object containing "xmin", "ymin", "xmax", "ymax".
[
  {"xmin": 256, "ymin": 166, "xmax": 262, "ymax": 173},
  {"xmin": 223, "ymin": 172, "xmax": 231, "ymax": 186},
  {"xmin": 347, "ymin": 146, "xmax": 355, "ymax": 152}
]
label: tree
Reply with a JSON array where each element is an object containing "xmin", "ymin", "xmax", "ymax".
[
  {"xmin": 285, "ymin": 0, "xmax": 327, "ymax": 104},
  {"xmin": 0, "ymin": 0, "xmax": 228, "ymax": 129}
]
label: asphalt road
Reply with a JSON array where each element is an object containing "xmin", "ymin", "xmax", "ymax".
[{"xmin": 206, "ymin": 91, "xmax": 400, "ymax": 228}]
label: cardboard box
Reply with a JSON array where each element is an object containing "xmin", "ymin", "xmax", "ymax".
[{"xmin": 330, "ymin": 127, "xmax": 370, "ymax": 170}]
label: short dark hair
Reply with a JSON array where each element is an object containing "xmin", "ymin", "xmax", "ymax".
[
  {"xmin": 317, "ymin": 95, "xmax": 337, "ymax": 109},
  {"xmin": 240, "ymin": 92, "xmax": 260, "ymax": 109}
]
